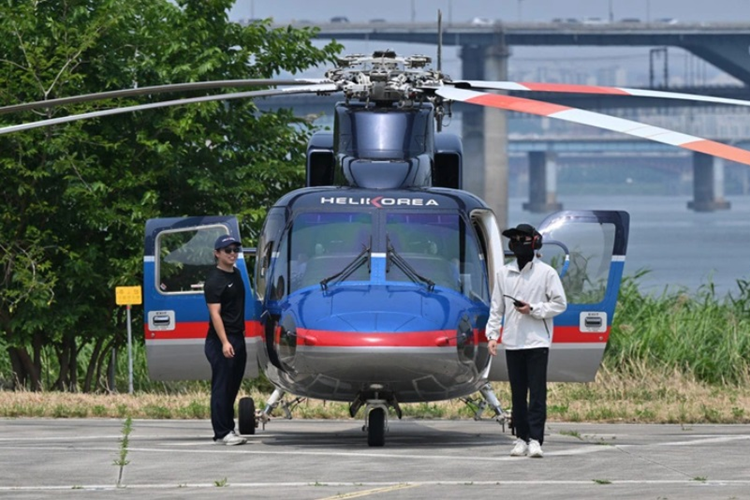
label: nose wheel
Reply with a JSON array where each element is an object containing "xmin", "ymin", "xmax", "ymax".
[
  {"xmin": 366, "ymin": 405, "xmax": 387, "ymax": 447},
  {"xmin": 351, "ymin": 388, "xmax": 400, "ymax": 447}
]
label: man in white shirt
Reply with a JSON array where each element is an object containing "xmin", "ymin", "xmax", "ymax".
[{"xmin": 486, "ymin": 223, "xmax": 567, "ymax": 458}]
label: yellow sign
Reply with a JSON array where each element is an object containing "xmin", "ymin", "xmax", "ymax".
[{"xmin": 116, "ymin": 286, "xmax": 142, "ymax": 306}]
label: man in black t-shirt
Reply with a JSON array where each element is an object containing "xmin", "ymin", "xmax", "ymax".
[{"xmin": 204, "ymin": 234, "xmax": 247, "ymax": 446}]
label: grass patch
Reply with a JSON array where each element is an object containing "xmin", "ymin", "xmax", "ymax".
[{"xmin": 1, "ymin": 368, "xmax": 749, "ymax": 422}]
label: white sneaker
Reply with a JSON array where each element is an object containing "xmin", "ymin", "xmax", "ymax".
[
  {"xmin": 528, "ymin": 439, "xmax": 544, "ymax": 458},
  {"xmin": 510, "ymin": 439, "xmax": 528, "ymax": 457},
  {"xmin": 219, "ymin": 431, "xmax": 247, "ymax": 446}
]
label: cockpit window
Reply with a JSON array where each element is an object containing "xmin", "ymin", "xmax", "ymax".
[
  {"xmin": 385, "ymin": 212, "xmax": 489, "ymax": 301},
  {"xmin": 287, "ymin": 211, "xmax": 372, "ymax": 292}
]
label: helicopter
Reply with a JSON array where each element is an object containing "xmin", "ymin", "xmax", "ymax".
[
  {"xmin": 138, "ymin": 50, "xmax": 750, "ymax": 447},
  {"xmin": 5, "ymin": 31, "xmax": 750, "ymax": 448}
]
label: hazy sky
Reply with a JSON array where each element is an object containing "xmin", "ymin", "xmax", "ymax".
[
  {"xmin": 229, "ymin": 0, "xmax": 750, "ymax": 24},
  {"xmin": 225, "ymin": 0, "xmax": 744, "ymax": 84}
]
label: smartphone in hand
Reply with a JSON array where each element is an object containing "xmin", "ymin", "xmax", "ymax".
[{"xmin": 503, "ymin": 294, "xmax": 525, "ymax": 307}]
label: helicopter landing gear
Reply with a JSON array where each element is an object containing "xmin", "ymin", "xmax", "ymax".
[
  {"xmin": 351, "ymin": 388, "xmax": 402, "ymax": 447},
  {"xmin": 460, "ymin": 383, "xmax": 510, "ymax": 432},
  {"xmin": 365, "ymin": 403, "xmax": 388, "ymax": 447},
  {"xmin": 240, "ymin": 389, "xmax": 307, "ymax": 434},
  {"xmin": 256, "ymin": 388, "xmax": 306, "ymax": 430},
  {"xmin": 238, "ymin": 397, "xmax": 256, "ymax": 435}
]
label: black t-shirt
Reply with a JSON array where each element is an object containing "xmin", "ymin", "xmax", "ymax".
[{"xmin": 203, "ymin": 267, "xmax": 246, "ymax": 338}]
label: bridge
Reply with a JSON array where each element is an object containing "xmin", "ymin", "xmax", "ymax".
[
  {"xmin": 262, "ymin": 21, "xmax": 750, "ymax": 223},
  {"xmin": 312, "ymin": 22, "xmax": 750, "ymax": 85},
  {"xmin": 308, "ymin": 21, "xmax": 750, "ymax": 223}
]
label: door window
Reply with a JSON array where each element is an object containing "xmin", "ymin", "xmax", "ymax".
[
  {"xmin": 156, "ymin": 225, "xmax": 228, "ymax": 294},
  {"xmin": 538, "ymin": 222, "xmax": 617, "ymax": 304}
]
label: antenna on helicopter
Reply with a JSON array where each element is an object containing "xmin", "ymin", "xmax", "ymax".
[
  {"xmin": 437, "ymin": 9, "xmax": 444, "ymax": 132},
  {"xmin": 437, "ymin": 10, "xmax": 443, "ymax": 74}
]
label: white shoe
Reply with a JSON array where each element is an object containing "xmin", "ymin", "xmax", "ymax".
[
  {"xmin": 219, "ymin": 431, "xmax": 247, "ymax": 446},
  {"xmin": 528, "ymin": 439, "xmax": 544, "ymax": 458},
  {"xmin": 510, "ymin": 439, "xmax": 528, "ymax": 457}
]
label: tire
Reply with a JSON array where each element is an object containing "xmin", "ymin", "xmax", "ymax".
[
  {"xmin": 367, "ymin": 407, "xmax": 386, "ymax": 447},
  {"xmin": 238, "ymin": 397, "xmax": 256, "ymax": 435}
]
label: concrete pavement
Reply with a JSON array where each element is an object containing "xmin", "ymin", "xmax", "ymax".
[{"xmin": 1, "ymin": 417, "xmax": 749, "ymax": 498}]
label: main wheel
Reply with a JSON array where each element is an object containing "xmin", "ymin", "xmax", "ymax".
[
  {"xmin": 238, "ymin": 397, "xmax": 256, "ymax": 435},
  {"xmin": 367, "ymin": 408, "xmax": 386, "ymax": 447}
]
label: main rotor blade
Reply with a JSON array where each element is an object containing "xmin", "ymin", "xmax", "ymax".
[
  {"xmin": 437, "ymin": 87, "xmax": 750, "ymax": 166},
  {"xmin": 0, "ymin": 79, "xmax": 332, "ymax": 116},
  {"xmin": 450, "ymin": 80, "xmax": 750, "ymax": 108},
  {"xmin": 0, "ymin": 83, "xmax": 337, "ymax": 136}
]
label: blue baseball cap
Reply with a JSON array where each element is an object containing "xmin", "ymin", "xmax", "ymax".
[{"xmin": 214, "ymin": 235, "xmax": 241, "ymax": 250}]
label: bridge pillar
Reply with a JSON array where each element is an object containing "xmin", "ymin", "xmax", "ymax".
[
  {"xmin": 460, "ymin": 42, "xmax": 510, "ymax": 228},
  {"xmin": 687, "ymin": 152, "xmax": 730, "ymax": 212},
  {"xmin": 523, "ymin": 151, "xmax": 563, "ymax": 213}
]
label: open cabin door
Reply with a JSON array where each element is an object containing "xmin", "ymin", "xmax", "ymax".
[
  {"xmin": 488, "ymin": 210, "xmax": 629, "ymax": 382},
  {"xmin": 143, "ymin": 216, "xmax": 261, "ymax": 380}
]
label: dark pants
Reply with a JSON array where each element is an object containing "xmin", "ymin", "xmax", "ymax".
[
  {"xmin": 205, "ymin": 334, "xmax": 247, "ymax": 440},
  {"xmin": 506, "ymin": 347, "xmax": 549, "ymax": 445}
]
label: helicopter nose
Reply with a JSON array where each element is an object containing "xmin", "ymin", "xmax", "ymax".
[
  {"xmin": 294, "ymin": 286, "xmax": 460, "ymax": 333},
  {"xmin": 334, "ymin": 311, "xmax": 436, "ymax": 333}
]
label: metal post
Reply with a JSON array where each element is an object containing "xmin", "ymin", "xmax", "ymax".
[
  {"xmin": 109, "ymin": 347, "xmax": 116, "ymax": 393},
  {"xmin": 127, "ymin": 305, "xmax": 134, "ymax": 394},
  {"xmin": 649, "ymin": 48, "xmax": 655, "ymax": 87}
]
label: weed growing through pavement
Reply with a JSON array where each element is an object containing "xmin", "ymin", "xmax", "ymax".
[
  {"xmin": 559, "ymin": 430, "xmax": 582, "ymax": 439},
  {"xmin": 113, "ymin": 416, "xmax": 132, "ymax": 488}
]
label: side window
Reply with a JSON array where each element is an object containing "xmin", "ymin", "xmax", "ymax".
[
  {"xmin": 156, "ymin": 225, "xmax": 227, "ymax": 294},
  {"xmin": 540, "ymin": 222, "xmax": 616, "ymax": 304},
  {"xmin": 255, "ymin": 208, "xmax": 286, "ymax": 300}
]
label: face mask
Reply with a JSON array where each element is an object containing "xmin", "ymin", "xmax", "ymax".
[
  {"xmin": 513, "ymin": 244, "xmax": 535, "ymax": 259},
  {"xmin": 509, "ymin": 239, "xmax": 535, "ymax": 259}
]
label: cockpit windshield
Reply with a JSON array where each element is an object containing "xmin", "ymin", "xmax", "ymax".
[
  {"xmin": 288, "ymin": 211, "xmax": 372, "ymax": 292},
  {"xmin": 385, "ymin": 212, "xmax": 489, "ymax": 301},
  {"xmin": 277, "ymin": 208, "xmax": 489, "ymax": 302}
]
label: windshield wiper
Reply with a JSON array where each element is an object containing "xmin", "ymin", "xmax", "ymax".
[
  {"xmin": 319, "ymin": 240, "xmax": 372, "ymax": 291},
  {"xmin": 386, "ymin": 235, "xmax": 435, "ymax": 292}
]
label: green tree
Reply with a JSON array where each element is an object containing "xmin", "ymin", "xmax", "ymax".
[{"xmin": 0, "ymin": 0, "xmax": 341, "ymax": 390}]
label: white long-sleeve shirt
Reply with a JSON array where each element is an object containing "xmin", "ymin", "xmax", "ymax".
[{"xmin": 485, "ymin": 257, "xmax": 567, "ymax": 349}]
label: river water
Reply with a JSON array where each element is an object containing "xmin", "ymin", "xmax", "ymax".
[{"xmin": 507, "ymin": 194, "xmax": 750, "ymax": 297}]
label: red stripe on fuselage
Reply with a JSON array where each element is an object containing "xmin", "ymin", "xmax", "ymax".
[
  {"xmin": 296, "ymin": 328, "xmax": 461, "ymax": 347},
  {"xmin": 144, "ymin": 320, "xmax": 263, "ymax": 340},
  {"xmin": 144, "ymin": 323, "xmax": 609, "ymax": 344},
  {"xmin": 295, "ymin": 325, "xmax": 608, "ymax": 347},
  {"xmin": 480, "ymin": 325, "xmax": 609, "ymax": 344},
  {"xmin": 550, "ymin": 325, "xmax": 610, "ymax": 343}
]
